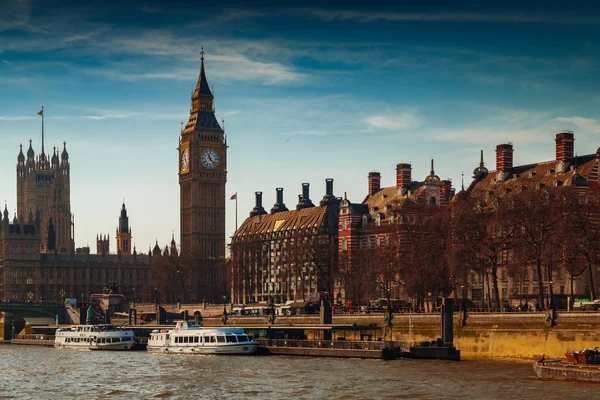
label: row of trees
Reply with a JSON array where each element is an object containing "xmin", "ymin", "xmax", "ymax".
[
  {"xmin": 342, "ymin": 185, "xmax": 600, "ymax": 311},
  {"xmin": 230, "ymin": 230, "xmax": 337, "ymax": 304}
]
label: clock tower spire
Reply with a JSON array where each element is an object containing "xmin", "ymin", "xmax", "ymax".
[{"xmin": 179, "ymin": 49, "xmax": 227, "ymax": 303}]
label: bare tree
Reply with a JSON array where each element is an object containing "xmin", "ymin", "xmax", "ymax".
[
  {"xmin": 393, "ymin": 200, "xmax": 453, "ymax": 311},
  {"xmin": 341, "ymin": 249, "xmax": 376, "ymax": 309},
  {"xmin": 451, "ymin": 193, "xmax": 518, "ymax": 310},
  {"xmin": 510, "ymin": 187, "xmax": 565, "ymax": 308},
  {"xmin": 561, "ymin": 186, "xmax": 600, "ymax": 300}
]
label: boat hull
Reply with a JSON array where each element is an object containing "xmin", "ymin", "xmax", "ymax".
[
  {"xmin": 54, "ymin": 324, "xmax": 135, "ymax": 351},
  {"xmin": 148, "ymin": 343, "xmax": 258, "ymax": 355},
  {"xmin": 534, "ymin": 361, "xmax": 600, "ymax": 383},
  {"xmin": 54, "ymin": 341, "xmax": 135, "ymax": 351}
]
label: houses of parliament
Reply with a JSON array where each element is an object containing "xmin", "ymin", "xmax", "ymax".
[{"xmin": 0, "ymin": 52, "xmax": 226, "ymax": 303}]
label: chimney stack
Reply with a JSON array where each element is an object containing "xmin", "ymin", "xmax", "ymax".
[
  {"xmin": 440, "ymin": 180, "xmax": 452, "ymax": 205},
  {"xmin": 320, "ymin": 178, "xmax": 337, "ymax": 206},
  {"xmin": 555, "ymin": 131, "xmax": 575, "ymax": 161},
  {"xmin": 396, "ymin": 163, "xmax": 412, "ymax": 191},
  {"xmin": 296, "ymin": 183, "xmax": 315, "ymax": 210},
  {"xmin": 270, "ymin": 188, "xmax": 289, "ymax": 214},
  {"xmin": 250, "ymin": 191, "xmax": 267, "ymax": 217},
  {"xmin": 495, "ymin": 144, "xmax": 513, "ymax": 172},
  {"xmin": 368, "ymin": 172, "xmax": 381, "ymax": 195}
]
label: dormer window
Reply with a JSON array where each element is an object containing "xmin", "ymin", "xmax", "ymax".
[
  {"xmin": 529, "ymin": 171, "xmax": 536, "ymax": 177},
  {"xmin": 361, "ymin": 215, "xmax": 368, "ymax": 228},
  {"xmin": 555, "ymin": 180, "xmax": 563, "ymax": 187}
]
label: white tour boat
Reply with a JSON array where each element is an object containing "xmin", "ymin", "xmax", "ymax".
[
  {"xmin": 147, "ymin": 321, "xmax": 258, "ymax": 355},
  {"xmin": 54, "ymin": 324, "xmax": 136, "ymax": 350}
]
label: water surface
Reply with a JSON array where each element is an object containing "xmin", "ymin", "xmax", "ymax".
[{"xmin": 0, "ymin": 346, "xmax": 595, "ymax": 399}]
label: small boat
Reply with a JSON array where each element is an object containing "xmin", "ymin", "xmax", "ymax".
[
  {"xmin": 534, "ymin": 349, "xmax": 600, "ymax": 382},
  {"xmin": 147, "ymin": 321, "xmax": 258, "ymax": 355},
  {"xmin": 54, "ymin": 324, "xmax": 136, "ymax": 350}
]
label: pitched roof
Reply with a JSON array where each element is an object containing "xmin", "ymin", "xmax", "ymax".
[
  {"xmin": 194, "ymin": 57, "xmax": 213, "ymax": 98},
  {"xmin": 233, "ymin": 205, "xmax": 338, "ymax": 239},
  {"xmin": 362, "ymin": 182, "xmax": 426, "ymax": 218},
  {"xmin": 469, "ymin": 154, "xmax": 599, "ymax": 195}
]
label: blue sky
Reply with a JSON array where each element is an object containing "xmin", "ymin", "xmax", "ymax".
[{"xmin": 1, "ymin": 0, "xmax": 600, "ymax": 253}]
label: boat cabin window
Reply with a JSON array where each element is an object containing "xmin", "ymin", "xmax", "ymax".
[
  {"xmin": 194, "ymin": 336, "xmax": 200, "ymax": 343},
  {"xmin": 225, "ymin": 335, "xmax": 237, "ymax": 343},
  {"xmin": 216, "ymin": 335, "xmax": 226, "ymax": 343},
  {"xmin": 238, "ymin": 335, "xmax": 249, "ymax": 342},
  {"xmin": 184, "ymin": 337, "xmax": 189, "ymax": 343}
]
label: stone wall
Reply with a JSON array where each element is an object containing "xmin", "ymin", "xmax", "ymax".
[{"xmin": 202, "ymin": 311, "xmax": 600, "ymax": 360}]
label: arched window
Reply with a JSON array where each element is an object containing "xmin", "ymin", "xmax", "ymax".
[
  {"xmin": 341, "ymin": 238, "xmax": 348, "ymax": 251},
  {"xmin": 429, "ymin": 196, "xmax": 436, "ymax": 206}
]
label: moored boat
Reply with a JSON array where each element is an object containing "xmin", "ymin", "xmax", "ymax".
[
  {"xmin": 54, "ymin": 324, "xmax": 136, "ymax": 350},
  {"xmin": 147, "ymin": 321, "xmax": 258, "ymax": 355},
  {"xmin": 534, "ymin": 349, "xmax": 600, "ymax": 382}
]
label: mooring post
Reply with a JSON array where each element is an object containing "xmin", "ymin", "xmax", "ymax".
[{"xmin": 442, "ymin": 297, "xmax": 454, "ymax": 346}]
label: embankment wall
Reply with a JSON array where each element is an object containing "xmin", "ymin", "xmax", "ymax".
[{"xmin": 203, "ymin": 312, "xmax": 600, "ymax": 360}]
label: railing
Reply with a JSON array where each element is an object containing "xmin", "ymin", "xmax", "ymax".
[
  {"xmin": 0, "ymin": 301, "xmax": 62, "ymax": 308},
  {"xmin": 14, "ymin": 334, "xmax": 55, "ymax": 341},
  {"xmin": 257, "ymin": 339, "xmax": 406, "ymax": 351}
]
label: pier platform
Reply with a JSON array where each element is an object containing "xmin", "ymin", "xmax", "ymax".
[
  {"xmin": 10, "ymin": 334, "xmax": 54, "ymax": 346},
  {"xmin": 257, "ymin": 339, "xmax": 403, "ymax": 359}
]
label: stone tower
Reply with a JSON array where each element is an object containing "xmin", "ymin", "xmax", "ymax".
[
  {"xmin": 179, "ymin": 49, "xmax": 227, "ymax": 302},
  {"xmin": 16, "ymin": 115, "xmax": 73, "ymax": 253},
  {"xmin": 96, "ymin": 234, "xmax": 109, "ymax": 254},
  {"xmin": 116, "ymin": 202, "xmax": 132, "ymax": 255}
]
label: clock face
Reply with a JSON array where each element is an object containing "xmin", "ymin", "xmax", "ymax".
[
  {"xmin": 181, "ymin": 149, "xmax": 190, "ymax": 172},
  {"xmin": 201, "ymin": 148, "xmax": 220, "ymax": 169}
]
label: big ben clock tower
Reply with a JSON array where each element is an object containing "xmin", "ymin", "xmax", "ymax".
[{"xmin": 179, "ymin": 49, "xmax": 227, "ymax": 302}]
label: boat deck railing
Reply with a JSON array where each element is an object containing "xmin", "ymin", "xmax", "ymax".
[
  {"xmin": 258, "ymin": 338, "xmax": 407, "ymax": 351},
  {"xmin": 14, "ymin": 334, "xmax": 55, "ymax": 341}
]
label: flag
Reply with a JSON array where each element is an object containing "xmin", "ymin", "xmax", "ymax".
[
  {"xmin": 38, "ymin": 109, "xmax": 43, "ymax": 116},
  {"xmin": 230, "ymin": 193, "xmax": 237, "ymax": 200}
]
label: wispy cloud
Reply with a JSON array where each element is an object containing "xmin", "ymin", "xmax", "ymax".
[
  {"xmin": 364, "ymin": 109, "xmax": 422, "ymax": 131},
  {"xmin": 0, "ymin": 77, "xmax": 30, "ymax": 85},
  {"xmin": 555, "ymin": 116, "xmax": 600, "ymax": 133},
  {"xmin": 49, "ymin": 108, "xmax": 139, "ymax": 120},
  {"xmin": 429, "ymin": 126, "xmax": 551, "ymax": 145},
  {"xmin": 0, "ymin": 116, "xmax": 34, "ymax": 121},
  {"xmin": 300, "ymin": 9, "xmax": 600, "ymax": 26}
]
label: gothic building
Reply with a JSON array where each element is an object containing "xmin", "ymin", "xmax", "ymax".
[
  {"xmin": 17, "ymin": 138, "xmax": 73, "ymax": 253},
  {"xmin": 0, "ymin": 202, "xmax": 149, "ymax": 301},
  {"xmin": 179, "ymin": 50, "xmax": 227, "ymax": 302},
  {"xmin": 116, "ymin": 203, "xmax": 132, "ymax": 255}
]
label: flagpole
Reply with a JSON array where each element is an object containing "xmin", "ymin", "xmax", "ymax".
[
  {"xmin": 235, "ymin": 193, "xmax": 238, "ymax": 232},
  {"xmin": 41, "ymin": 105, "xmax": 44, "ymax": 153}
]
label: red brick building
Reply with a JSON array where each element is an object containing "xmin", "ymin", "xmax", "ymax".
[
  {"xmin": 458, "ymin": 132, "xmax": 600, "ymax": 309},
  {"xmin": 231, "ymin": 131, "xmax": 600, "ymax": 310}
]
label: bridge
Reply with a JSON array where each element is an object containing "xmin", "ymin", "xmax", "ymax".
[{"xmin": 0, "ymin": 301, "xmax": 67, "ymax": 325}]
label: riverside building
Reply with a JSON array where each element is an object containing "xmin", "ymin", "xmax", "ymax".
[{"xmin": 231, "ymin": 132, "xmax": 600, "ymax": 310}]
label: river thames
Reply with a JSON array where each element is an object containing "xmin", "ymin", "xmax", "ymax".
[{"xmin": 0, "ymin": 346, "xmax": 596, "ymax": 399}]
